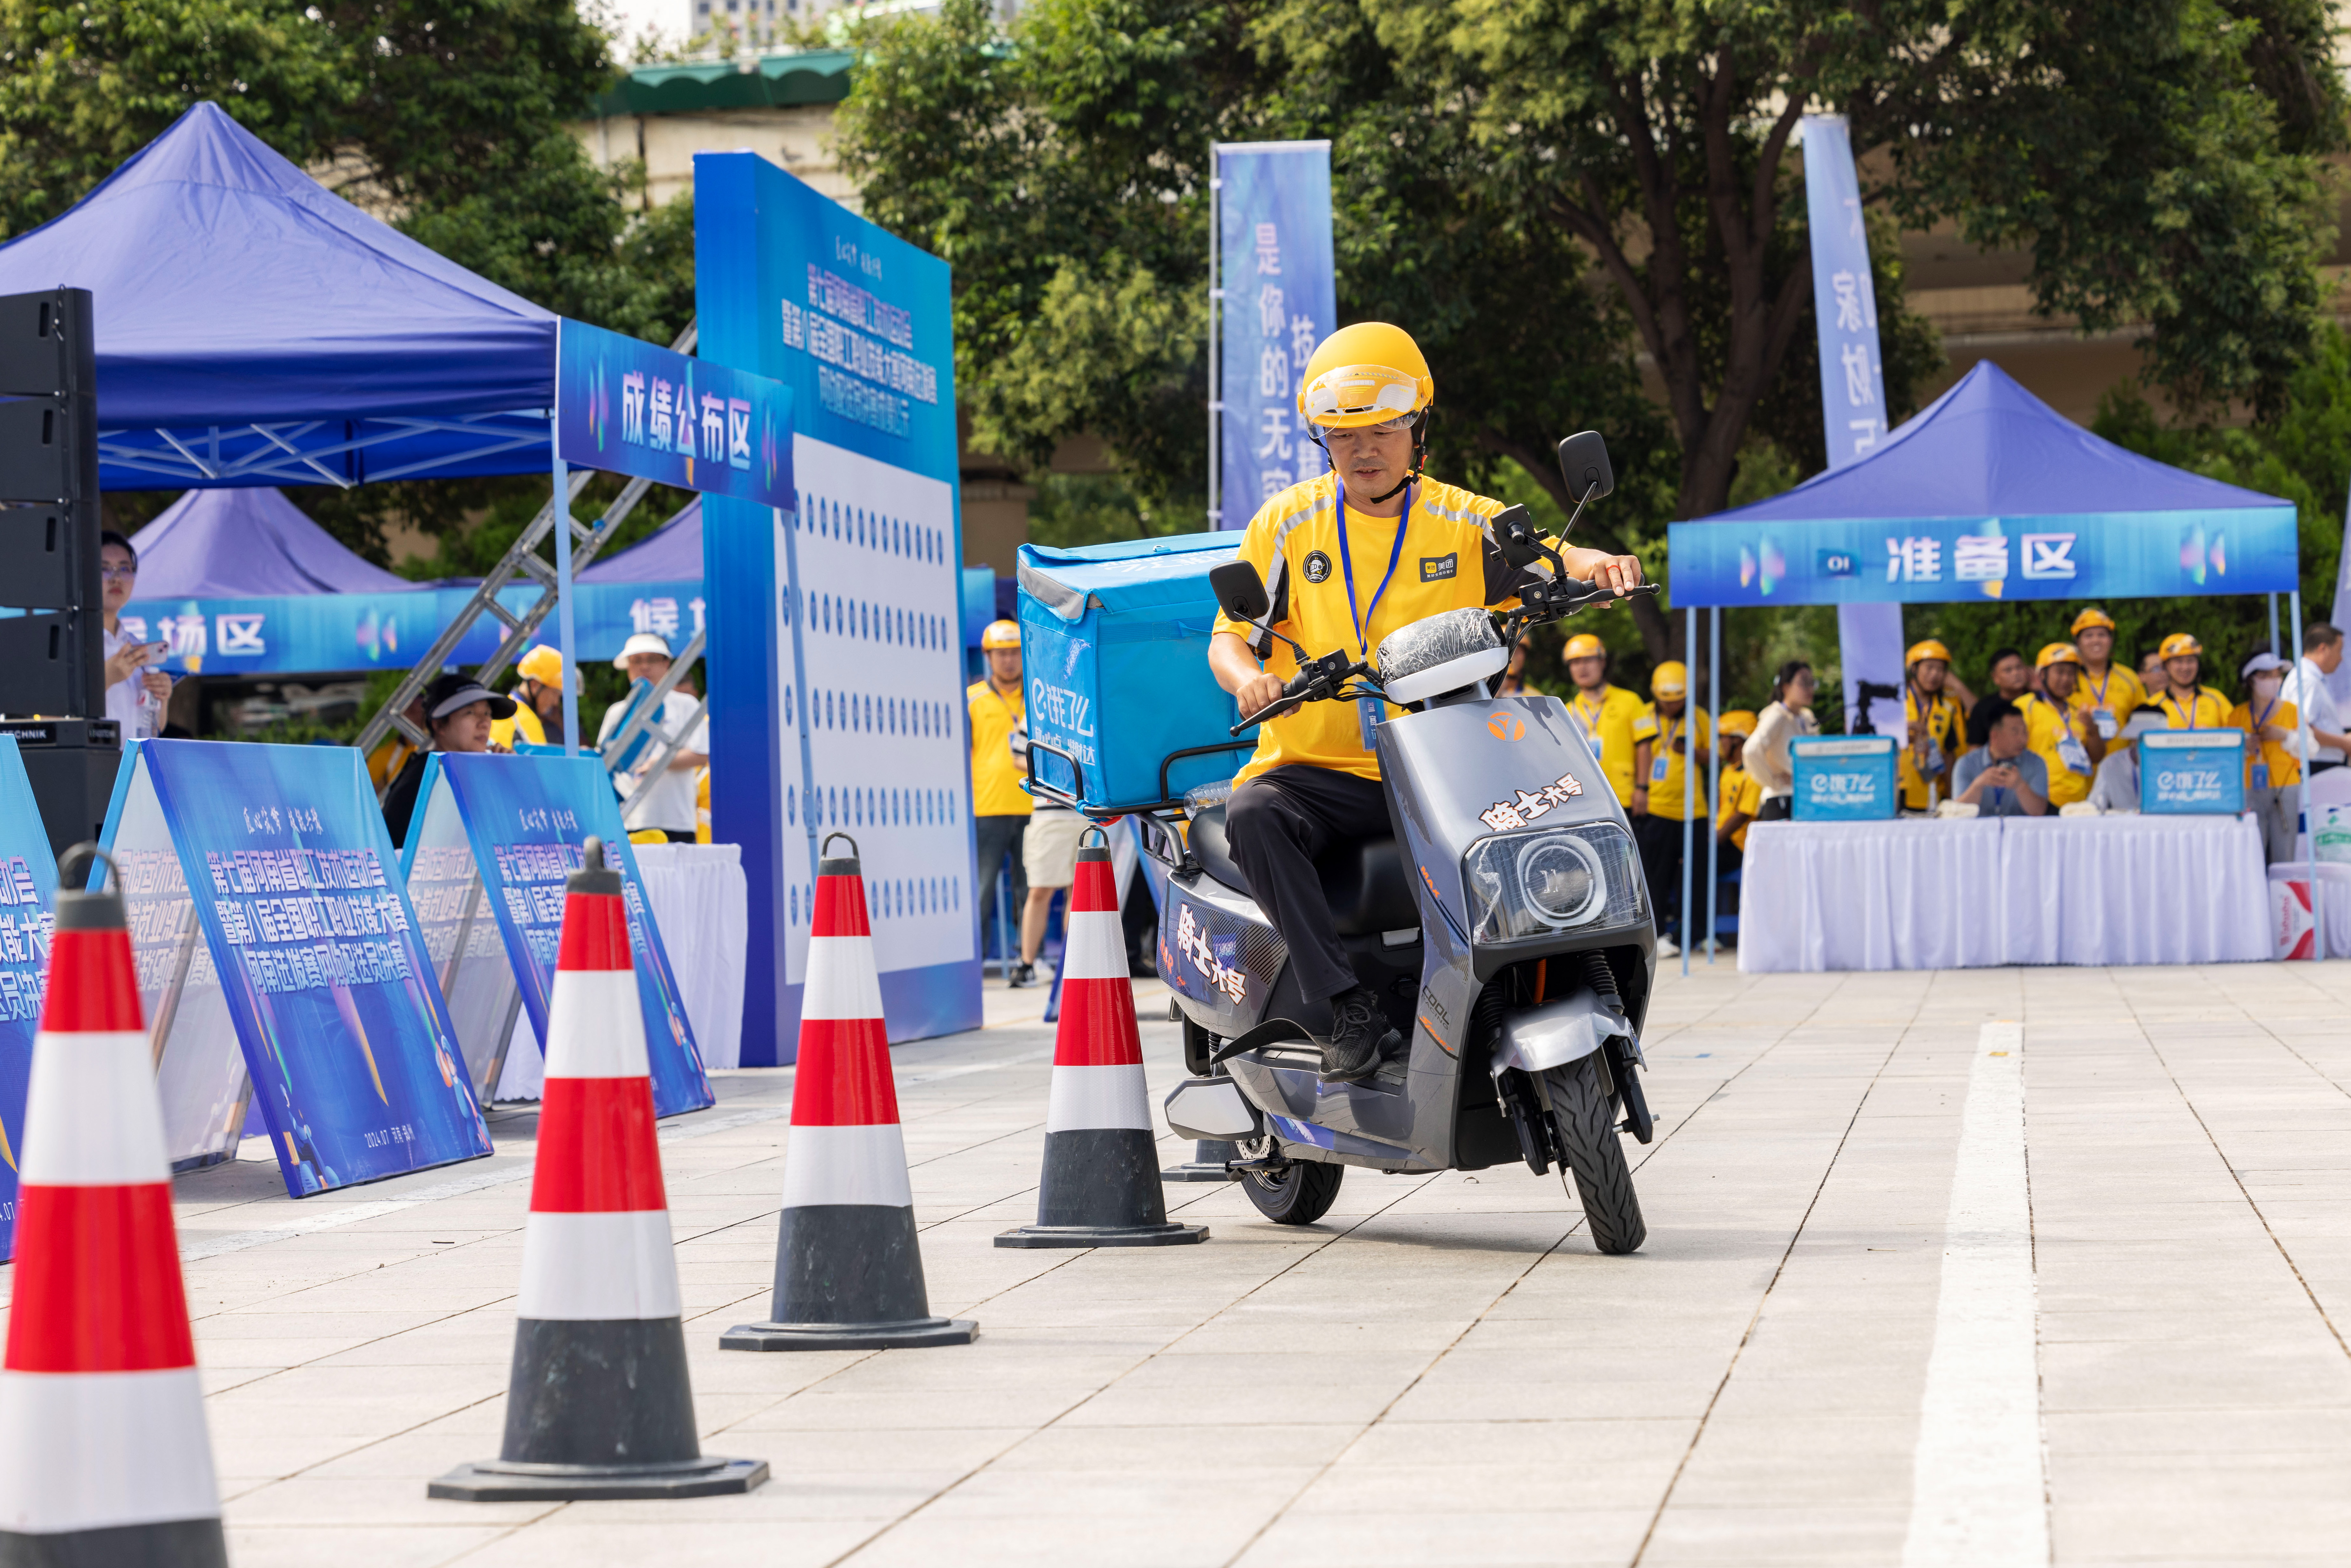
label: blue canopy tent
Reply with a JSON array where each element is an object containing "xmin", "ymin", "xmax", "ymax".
[{"xmin": 0, "ymin": 102, "xmax": 557, "ymax": 490}]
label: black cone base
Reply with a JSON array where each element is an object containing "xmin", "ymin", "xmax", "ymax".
[
  {"xmin": 429, "ymin": 1456, "xmax": 768, "ymax": 1502},
  {"xmin": 0, "ymin": 1517, "xmax": 229, "ymax": 1568},
  {"xmin": 720, "ymin": 1315, "xmax": 978, "ymax": 1352},
  {"xmin": 995, "ymin": 1220, "xmax": 1207, "ymax": 1249},
  {"xmin": 1162, "ymin": 1139, "xmax": 1240, "ymax": 1182}
]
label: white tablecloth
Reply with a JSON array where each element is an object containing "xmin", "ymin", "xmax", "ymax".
[
  {"xmin": 1740, "ymin": 815, "xmax": 2269, "ymax": 972},
  {"xmin": 2268, "ymin": 863, "xmax": 2351, "ymax": 959},
  {"xmin": 492, "ymin": 842, "xmax": 750, "ymax": 1100}
]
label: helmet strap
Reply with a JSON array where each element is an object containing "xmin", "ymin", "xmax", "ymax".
[{"xmin": 1357, "ymin": 410, "xmax": 1431, "ymax": 505}]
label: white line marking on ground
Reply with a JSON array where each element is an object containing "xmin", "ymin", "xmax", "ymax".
[
  {"xmin": 1901, "ymin": 1020, "xmax": 2047, "ymax": 1568},
  {"xmin": 176, "ymin": 1047, "xmax": 1055, "ymax": 1262}
]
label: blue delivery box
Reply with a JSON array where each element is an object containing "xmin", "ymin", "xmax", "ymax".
[
  {"xmin": 1016, "ymin": 532, "xmax": 1255, "ymax": 813},
  {"xmin": 2139, "ymin": 728, "xmax": 2244, "ymax": 814},
  {"xmin": 1791, "ymin": 734, "xmax": 1898, "ymax": 821}
]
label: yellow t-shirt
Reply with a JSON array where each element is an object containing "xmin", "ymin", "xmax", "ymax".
[
  {"xmin": 2078, "ymin": 664, "xmax": 2145, "ymax": 745},
  {"xmin": 1896, "ymin": 688, "xmax": 1967, "ymax": 810},
  {"xmin": 1631, "ymin": 704, "xmax": 1713, "ymax": 819},
  {"xmin": 1212, "ymin": 472, "xmax": 1536, "ymax": 786},
  {"xmin": 2154, "ymin": 686, "xmax": 2232, "ymax": 731},
  {"xmin": 2229, "ymin": 697, "xmax": 2301, "ymax": 791},
  {"xmin": 967, "ymin": 678, "xmax": 1032, "ymax": 817},
  {"xmin": 489, "ymin": 701, "xmax": 547, "ymax": 752},
  {"xmin": 1566, "ymin": 684, "xmax": 1647, "ymax": 805},
  {"xmin": 1715, "ymin": 764, "xmax": 1762, "ymax": 852},
  {"xmin": 2016, "ymin": 692, "xmax": 2093, "ymax": 806}
]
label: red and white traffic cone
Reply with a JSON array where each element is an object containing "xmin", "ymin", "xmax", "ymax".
[
  {"xmin": 433, "ymin": 838, "xmax": 764, "ymax": 1501},
  {"xmin": 0, "ymin": 845, "xmax": 226, "ymax": 1565},
  {"xmin": 999, "ymin": 829, "xmax": 1205, "ymax": 1248},
  {"xmin": 724, "ymin": 834, "xmax": 975, "ymax": 1351}
]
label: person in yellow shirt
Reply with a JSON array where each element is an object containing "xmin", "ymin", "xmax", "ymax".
[
  {"xmin": 2231, "ymin": 651, "xmax": 2300, "ymax": 862},
  {"xmin": 1563, "ymin": 633, "xmax": 1647, "ymax": 806},
  {"xmin": 1712, "ymin": 711, "xmax": 1760, "ymax": 947},
  {"xmin": 1630, "ymin": 661, "xmax": 1710, "ymax": 958},
  {"xmin": 2151, "ymin": 632, "xmax": 2231, "ymax": 729},
  {"xmin": 2015, "ymin": 643, "xmax": 2106, "ymax": 807},
  {"xmin": 968, "ymin": 619, "xmax": 1035, "ymax": 984},
  {"xmin": 2069, "ymin": 607, "xmax": 2144, "ymax": 748},
  {"xmin": 490, "ymin": 644, "xmax": 572, "ymax": 750},
  {"xmin": 1898, "ymin": 639, "xmax": 1968, "ymax": 811},
  {"xmin": 1208, "ymin": 321, "xmax": 1643, "ymax": 1081}
]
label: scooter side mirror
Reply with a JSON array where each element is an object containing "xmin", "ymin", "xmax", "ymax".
[
  {"xmin": 1491, "ymin": 504, "xmax": 1544, "ymax": 569},
  {"xmin": 1210, "ymin": 560, "xmax": 1271, "ymax": 623},
  {"xmin": 1557, "ymin": 430, "xmax": 1614, "ymax": 503}
]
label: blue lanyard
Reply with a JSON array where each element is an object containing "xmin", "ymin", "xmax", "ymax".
[{"xmin": 1332, "ymin": 478, "xmax": 1414, "ymax": 660}]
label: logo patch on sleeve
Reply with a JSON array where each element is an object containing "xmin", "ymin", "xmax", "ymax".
[
  {"xmin": 1420, "ymin": 553, "xmax": 1459, "ymax": 582},
  {"xmin": 1302, "ymin": 550, "xmax": 1332, "ymax": 583}
]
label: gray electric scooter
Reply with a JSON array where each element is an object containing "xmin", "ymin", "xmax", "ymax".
[{"xmin": 1146, "ymin": 433, "xmax": 1660, "ymax": 1252}]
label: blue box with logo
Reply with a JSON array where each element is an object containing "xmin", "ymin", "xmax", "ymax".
[
  {"xmin": 2140, "ymin": 728, "xmax": 2245, "ymax": 814},
  {"xmin": 1791, "ymin": 735, "xmax": 1899, "ymax": 821},
  {"xmin": 1015, "ymin": 532, "xmax": 1254, "ymax": 812}
]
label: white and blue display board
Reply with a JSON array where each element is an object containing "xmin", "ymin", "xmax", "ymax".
[
  {"xmin": 0, "ymin": 739, "xmax": 55, "ymax": 1259},
  {"xmin": 1791, "ymin": 735, "xmax": 1898, "ymax": 820},
  {"xmin": 2140, "ymin": 729, "xmax": 2246, "ymax": 815},
  {"xmin": 99, "ymin": 739, "xmax": 492, "ymax": 1195},
  {"xmin": 400, "ymin": 751, "xmax": 712, "ymax": 1112},
  {"xmin": 695, "ymin": 150, "xmax": 981, "ymax": 1065}
]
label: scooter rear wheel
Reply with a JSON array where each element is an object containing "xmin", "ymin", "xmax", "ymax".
[
  {"xmin": 1240, "ymin": 1159, "xmax": 1344, "ymax": 1226},
  {"xmin": 1545, "ymin": 1056, "xmax": 1646, "ymax": 1255}
]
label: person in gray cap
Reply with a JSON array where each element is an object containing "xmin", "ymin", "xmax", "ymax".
[{"xmin": 380, "ymin": 673, "xmax": 515, "ymax": 847}]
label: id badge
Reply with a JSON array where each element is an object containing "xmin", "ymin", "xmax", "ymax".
[
  {"xmin": 2094, "ymin": 708, "xmax": 2118, "ymax": 739},
  {"xmin": 2058, "ymin": 733, "xmax": 2092, "ymax": 777},
  {"xmin": 1651, "ymin": 755, "xmax": 1670, "ymax": 784},
  {"xmin": 1357, "ymin": 695, "xmax": 1385, "ymax": 752},
  {"xmin": 2253, "ymin": 760, "xmax": 2270, "ymax": 792}
]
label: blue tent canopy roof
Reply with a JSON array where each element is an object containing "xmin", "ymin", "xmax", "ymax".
[
  {"xmin": 0, "ymin": 102, "xmax": 558, "ymax": 490},
  {"xmin": 126, "ymin": 488, "xmax": 420, "ymax": 598},
  {"xmin": 1695, "ymin": 361, "xmax": 2289, "ymax": 524}
]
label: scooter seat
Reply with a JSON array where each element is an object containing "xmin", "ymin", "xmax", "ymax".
[{"xmin": 1185, "ymin": 806, "xmax": 1419, "ymax": 938}]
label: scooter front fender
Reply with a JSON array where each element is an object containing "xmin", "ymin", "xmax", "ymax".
[{"xmin": 1492, "ymin": 987, "xmax": 1633, "ymax": 1077}]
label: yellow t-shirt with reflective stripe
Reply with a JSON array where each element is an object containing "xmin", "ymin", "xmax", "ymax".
[
  {"xmin": 1896, "ymin": 688, "xmax": 1966, "ymax": 810},
  {"xmin": 2154, "ymin": 686, "xmax": 2232, "ymax": 731},
  {"xmin": 1632, "ymin": 704, "xmax": 1713, "ymax": 819},
  {"xmin": 2079, "ymin": 664, "xmax": 2145, "ymax": 744},
  {"xmin": 1716, "ymin": 764, "xmax": 1762, "ymax": 852},
  {"xmin": 967, "ymin": 678, "xmax": 1032, "ymax": 817},
  {"xmin": 2016, "ymin": 692, "xmax": 2092, "ymax": 806},
  {"xmin": 1213, "ymin": 472, "xmax": 1531, "ymax": 786}
]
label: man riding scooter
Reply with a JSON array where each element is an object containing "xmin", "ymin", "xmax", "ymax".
[{"xmin": 1206, "ymin": 323, "xmax": 1647, "ymax": 1084}]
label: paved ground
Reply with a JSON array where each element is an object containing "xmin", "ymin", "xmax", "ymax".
[{"xmin": 37, "ymin": 957, "xmax": 2351, "ymax": 1565}]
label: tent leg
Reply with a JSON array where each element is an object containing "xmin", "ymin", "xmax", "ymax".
[
  {"xmin": 2296, "ymin": 589, "xmax": 2319, "ymax": 959},
  {"xmin": 1707, "ymin": 606, "xmax": 1720, "ymax": 964},
  {"xmin": 1681, "ymin": 608, "xmax": 1695, "ymax": 979},
  {"xmin": 2270, "ymin": 592, "xmax": 2282, "ymax": 660},
  {"xmin": 552, "ymin": 456, "xmax": 580, "ymax": 759}
]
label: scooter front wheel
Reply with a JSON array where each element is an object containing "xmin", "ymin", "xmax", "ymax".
[
  {"xmin": 1240, "ymin": 1159, "xmax": 1344, "ymax": 1226},
  {"xmin": 1545, "ymin": 1056, "xmax": 1646, "ymax": 1255}
]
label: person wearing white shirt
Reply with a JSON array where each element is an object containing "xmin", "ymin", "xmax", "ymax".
[
  {"xmin": 98, "ymin": 530, "xmax": 169, "ymax": 740},
  {"xmin": 2279, "ymin": 622, "xmax": 2351, "ymax": 773},
  {"xmin": 596, "ymin": 632, "xmax": 709, "ymax": 841}
]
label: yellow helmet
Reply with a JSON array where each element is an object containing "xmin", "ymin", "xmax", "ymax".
[
  {"xmin": 2036, "ymin": 642, "xmax": 2084, "ymax": 671},
  {"xmin": 515, "ymin": 645, "xmax": 566, "ymax": 686},
  {"xmin": 2159, "ymin": 632, "xmax": 2202, "ymax": 660},
  {"xmin": 981, "ymin": 619, "xmax": 1021, "ymax": 651},
  {"xmin": 1719, "ymin": 710, "xmax": 1757, "ymax": 738},
  {"xmin": 1651, "ymin": 660, "xmax": 1688, "ymax": 698},
  {"xmin": 1905, "ymin": 639, "xmax": 1952, "ymax": 667},
  {"xmin": 1297, "ymin": 323, "xmax": 1434, "ymax": 430},
  {"xmin": 2071, "ymin": 607, "xmax": 2117, "ymax": 636},
  {"xmin": 1562, "ymin": 633, "xmax": 1606, "ymax": 661}
]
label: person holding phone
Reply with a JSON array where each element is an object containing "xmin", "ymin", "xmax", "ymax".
[
  {"xmin": 99, "ymin": 530, "xmax": 170, "ymax": 740},
  {"xmin": 1951, "ymin": 700, "xmax": 2050, "ymax": 816}
]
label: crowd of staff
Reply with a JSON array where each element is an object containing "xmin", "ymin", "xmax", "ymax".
[{"xmin": 1564, "ymin": 608, "xmax": 2341, "ymax": 952}]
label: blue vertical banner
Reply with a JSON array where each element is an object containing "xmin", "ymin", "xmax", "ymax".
[
  {"xmin": 1800, "ymin": 113, "xmax": 1905, "ymax": 737},
  {"xmin": 1216, "ymin": 142, "xmax": 1336, "ymax": 531},
  {"xmin": 0, "ymin": 740, "xmax": 53, "ymax": 1259}
]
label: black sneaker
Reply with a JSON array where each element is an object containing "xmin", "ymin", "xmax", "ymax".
[
  {"xmin": 1007, "ymin": 961, "xmax": 1037, "ymax": 989},
  {"xmin": 1319, "ymin": 986, "xmax": 1400, "ymax": 1084}
]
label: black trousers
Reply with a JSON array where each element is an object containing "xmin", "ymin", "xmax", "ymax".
[
  {"xmin": 1226, "ymin": 765, "xmax": 1391, "ymax": 1005},
  {"xmin": 974, "ymin": 814, "xmax": 1029, "ymax": 954},
  {"xmin": 1632, "ymin": 813, "xmax": 1687, "ymax": 942}
]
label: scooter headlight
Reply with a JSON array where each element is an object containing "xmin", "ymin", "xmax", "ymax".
[{"xmin": 1463, "ymin": 822, "xmax": 1646, "ymax": 945}]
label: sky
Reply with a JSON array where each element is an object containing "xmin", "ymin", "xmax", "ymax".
[{"xmin": 589, "ymin": 0, "xmax": 683, "ymax": 58}]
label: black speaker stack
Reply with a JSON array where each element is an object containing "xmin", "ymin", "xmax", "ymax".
[{"xmin": 0, "ymin": 287, "xmax": 120, "ymax": 863}]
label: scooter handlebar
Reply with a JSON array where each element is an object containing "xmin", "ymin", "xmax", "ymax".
[{"xmin": 1232, "ymin": 668, "xmax": 1319, "ymax": 736}]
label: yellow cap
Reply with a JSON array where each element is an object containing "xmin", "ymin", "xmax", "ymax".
[
  {"xmin": 981, "ymin": 619, "xmax": 1021, "ymax": 651},
  {"xmin": 2037, "ymin": 642, "xmax": 2084, "ymax": 671},
  {"xmin": 1905, "ymin": 639, "xmax": 1952, "ymax": 667},
  {"xmin": 2071, "ymin": 607, "xmax": 2117, "ymax": 635},
  {"xmin": 515, "ymin": 645, "xmax": 565, "ymax": 685},
  {"xmin": 1651, "ymin": 660, "xmax": 1688, "ymax": 698},
  {"xmin": 1297, "ymin": 323, "xmax": 1434, "ymax": 430},
  {"xmin": 1719, "ymin": 710, "xmax": 1757, "ymax": 738},
  {"xmin": 1563, "ymin": 633, "xmax": 1606, "ymax": 661},
  {"xmin": 2159, "ymin": 632, "xmax": 2203, "ymax": 659}
]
